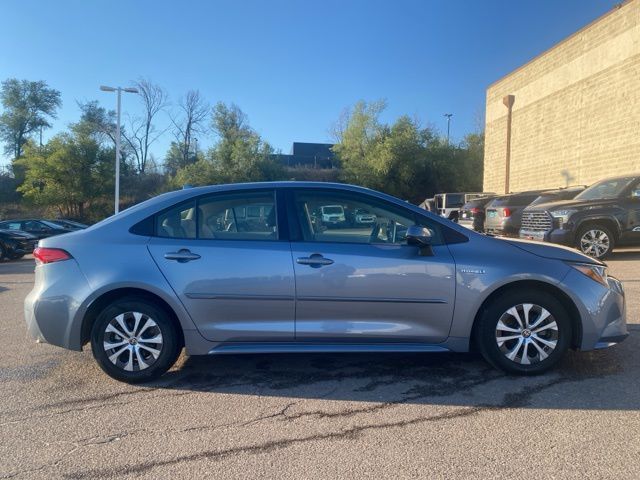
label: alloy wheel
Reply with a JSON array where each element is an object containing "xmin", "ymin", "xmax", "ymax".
[
  {"xmin": 579, "ymin": 229, "xmax": 610, "ymax": 258},
  {"xmin": 495, "ymin": 303, "xmax": 558, "ymax": 365},
  {"xmin": 102, "ymin": 311, "xmax": 163, "ymax": 372}
]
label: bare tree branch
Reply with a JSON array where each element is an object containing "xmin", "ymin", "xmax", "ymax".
[
  {"xmin": 169, "ymin": 90, "xmax": 209, "ymax": 167},
  {"xmin": 121, "ymin": 79, "xmax": 168, "ymax": 173}
]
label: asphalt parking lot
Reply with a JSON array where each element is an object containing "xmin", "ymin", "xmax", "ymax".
[{"xmin": 1, "ymin": 252, "xmax": 639, "ymax": 479}]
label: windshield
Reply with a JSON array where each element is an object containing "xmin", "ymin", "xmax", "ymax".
[
  {"xmin": 40, "ymin": 220, "xmax": 66, "ymax": 229},
  {"xmin": 575, "ymin": 177, "xmax": 636, "ymax": 201}
]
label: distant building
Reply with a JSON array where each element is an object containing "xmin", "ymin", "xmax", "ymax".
[
  {"xmin": 484, "ymin": 0, "xmax": 640, "ymax": 194},
  {"xmin": 273, "ymin": 142, "xmax": 337, "ymax": 169}
]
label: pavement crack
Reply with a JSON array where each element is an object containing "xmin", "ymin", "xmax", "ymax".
[{"xmin": 65, "ymin": 375, "xmax": 570, "ymax": 479}]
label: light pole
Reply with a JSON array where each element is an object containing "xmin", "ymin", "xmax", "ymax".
[
  {"xmin": 100, "ymin": 85, "xmax": 138, "ymax": 214},
  {"xmin": 444, "ymin": 113, "xmax": 453, "ymax": 145}
]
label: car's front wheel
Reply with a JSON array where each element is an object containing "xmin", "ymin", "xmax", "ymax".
[
  {"xmin": 477, "ymin": 290, "xmax": 572, "ymax": 375},
  {"xmin": 90, "ymin": 297, "xmax": 181, "ymax": 383},
  {"xmin": 576, "ymin": 224, "xmax": 614, "ymax": 259}
]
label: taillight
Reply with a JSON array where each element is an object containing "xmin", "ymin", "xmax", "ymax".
[
  {"xmin": 470, "ymin": 207, "xmax": 480, "ymax": 214},
  {"xmin": 33, "ymin": 247, "xmax": 72, "ymax": 265},
  {"xmin": 503, "ymin": 208, "xmax": 512, "ymax": 217}
]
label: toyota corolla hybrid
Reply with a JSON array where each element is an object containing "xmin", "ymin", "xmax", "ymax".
[{"xmin": 25, "ymin": 182, "xmax": 627, "ymax": 383}]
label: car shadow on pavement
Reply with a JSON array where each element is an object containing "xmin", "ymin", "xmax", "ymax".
[
  {"xmin": 148, "ymin": 329, "xmax": 640, "ymax": 411},
  {"xmin": 608, "ymin": 250, "xmax": 640, "ymax": 262}
]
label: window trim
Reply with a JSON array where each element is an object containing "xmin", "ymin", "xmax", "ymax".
[
  {"xmin": 285, "ymin": 187, "xmax": 445, "ymax": 247},
  {"xmin": 145, "ymin": 188, "xmax": 283, "ymax": 242}
]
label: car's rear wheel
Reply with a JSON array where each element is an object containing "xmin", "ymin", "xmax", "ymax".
[
  {"xmin": 0, "ymin": 244, "xmax": 7, "ymax": 261},
  {"xmin": 477, "ymin": 290, "xmax": 572, "ymax": 375},
  {"xmin": 90, "ymin": 297, "xmax": 181, "ymax": 383},
  {"xmin": 576, "ymin": 224, "xmax": 614, "ymax": 259}
]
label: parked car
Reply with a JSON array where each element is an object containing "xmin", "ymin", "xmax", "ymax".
[
  {"xmin": 0, "ymin": 228, "xmax": 38, "ymax": 261},
  {"xmin": 484, "ymin": 191, "xmax": 547, "ymax": 237},
  {"xmin": 519, "ymin": 175, "xmax": 640, "ymax": 259},
  {"xmin": 48, "ymin": 219, "xmax": 89, "ymax": 230},
  {"xmin": 320, "ymin": 205, "xmax": 346, "ymax": 226},
  {"xmin": 0, "ymin": 219, "xmax": 73, "ymax": 239},
  {"xmin": 25, "ymin": 182, "xmax": 627, "ymax": 383},
  {"xmin": 434, "ymin": 192, "xmax": 490, "ymax": 222},
  {"xmin": 353, "ymin": 208, "xmax": 376, "ymax": 225},
  {"xmin": 459, "ymin": 195, "xmax": 498, "ymax": 232}
]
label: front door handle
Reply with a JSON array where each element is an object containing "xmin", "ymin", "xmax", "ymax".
[
  {"xmin": 164, "ymin": 249, "xmax": 201, "ymax": 263},
  {"xmin": 296, "ymin": 253, "xmax": 334, "ymax": 268}
]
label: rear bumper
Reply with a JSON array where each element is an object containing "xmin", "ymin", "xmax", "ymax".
[{"xmin": 24, "ymin": 259, "xmax": 93, "ymax": 351}]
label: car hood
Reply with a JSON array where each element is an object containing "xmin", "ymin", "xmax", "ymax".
[
  {"xmin": 527, "ymin": 198, "xmax": 618, "ymax": 211},
  {"xmin": 0, "ymin": 228, "xmax": 38, "ymax": 239},
  {"xmin": 500, "ymin": 237, "xmax": 604, "ymax": 265}
]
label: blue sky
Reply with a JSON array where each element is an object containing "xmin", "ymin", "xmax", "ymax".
[{"xmin": 0, "ymin": 0, "xmax": 618, "ymax": 166}]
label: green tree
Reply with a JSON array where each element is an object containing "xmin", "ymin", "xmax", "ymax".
[
  {"xmin": 0, "ymin": 78, "xmax": 62, "ymax": 159},
  {"xmin": 333, "ymin": 100, "xmax": 485, "ymax": 203},
  {"xmin": 174, "ymin": 102, "xmax": 284, "ymax": 187},
  {"xmin": 16, "ymin": 118, "xmax": 114, "ymax": 220}
]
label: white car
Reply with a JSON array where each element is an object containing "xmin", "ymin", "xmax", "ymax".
[
  {"xmin": 354, "ymin": 209, "xmax": 376, "ymax": 224},
  {"xmin": 320, "ymin": 205, "xmax": 346, "ymax": 225}
]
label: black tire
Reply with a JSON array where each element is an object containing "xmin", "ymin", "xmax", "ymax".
[
  {"xmin": 477, "ymin": 290, "xmax": 572, "ymax": 375},
  {"xmin": 9, "ymin": 253, "xmax": 25, "ymax": 260},
  {"xmin": 0, "ymin": 244, "xmax": 6, "ymax": 261},
  {"xmin": 575, "ymin": 224, "xmax": 615, "ymax": 260},
  {"xmin": 91, "ymin": 296, "xmax": 181, "ymax": 383}
]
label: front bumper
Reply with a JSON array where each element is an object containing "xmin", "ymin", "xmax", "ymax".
[
  {"xmin": 520, "ymin": 228, "xmax": 573, "ymax": 246},
  {"xmin": 559, "ymin": 269, "xmax": 628, "ymax": 350}
]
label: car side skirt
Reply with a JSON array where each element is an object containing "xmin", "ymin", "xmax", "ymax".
[{"xmin": 207, "ymin": 342, "xmax": 451, "ymax": 355}]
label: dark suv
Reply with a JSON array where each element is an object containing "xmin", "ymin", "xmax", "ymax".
[{"xmin": 520, "ymin": 175, "xmax": 640, "ymax": 259}]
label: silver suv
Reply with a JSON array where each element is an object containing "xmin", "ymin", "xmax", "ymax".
[{"xmin": 25, "ymin": 182, "xmax": 627, "ymax": 383}]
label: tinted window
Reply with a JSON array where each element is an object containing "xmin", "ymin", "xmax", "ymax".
[
  {"xmin": 445, "ymin": 194, "xmax": 464, "ymax": 207},
  {"xmin": 156, "ymin": 201, "xmax": 197, "ymax": 239},
  {"xmin": 198, "ymin": 191, "xmax": 277, "ymax": 240},
  {"xmin": 575, "ymin": 177, "xmax": 636, "ymax": 201},
  {"xmin": 292, "ymin": 190, "xmax": 441, "ymax": 245},
  {"xmin": 0, "ymin": 222, "xmax": 21, "ymax": 230},
  {"xmin": 490, "ymin": 194, "xmax": 540, "ymax": 207}
]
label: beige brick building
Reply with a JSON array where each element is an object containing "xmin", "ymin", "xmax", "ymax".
[{"xmin": 483, "ymin": 0, "xmax": 640, "ymax": 194}]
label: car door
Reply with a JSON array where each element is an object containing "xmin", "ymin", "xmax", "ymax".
[
  {"xmin": 147, "ymin": 189, "xmax": 295, "ymax": 342},
  {"xmin": 618, "ymin": 180, "xmax": 640, "ymax": 244},
  {"xmin": 287, "ymin": 188, "xmax": 456, "ymax": 343}
]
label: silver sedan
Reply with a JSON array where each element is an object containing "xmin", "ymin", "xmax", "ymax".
[{"xmin": 25, "ymin": 182, "xmax": 628, "ymax": 383}]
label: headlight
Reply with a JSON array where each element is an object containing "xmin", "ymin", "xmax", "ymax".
[
  {"xmin": 550, "ymin": 209, "xmax": 576, "ymax": 227},
  {"xmin": 569, "ymin": 262, "xmax": 608, "ymax": 287}
]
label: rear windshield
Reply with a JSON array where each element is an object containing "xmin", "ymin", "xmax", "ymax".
[
  {"xmin": 444, "ymin": 194, "xmax": 465, "ymax": 207},
  {"xmin": 489, "ymin": 194, "xmax": 540, "ymax": 207},
  {"xmin": 463, "ymin": 197, "xmax": 494, "ymax": 209},
  {"xmin": 529, "ymin": 189, "xmax": 582, "ymax": 206}
]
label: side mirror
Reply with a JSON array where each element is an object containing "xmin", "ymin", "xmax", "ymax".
[{"xmin": 406, "ymin": 225, "xmax": 434, "ymax": 256}]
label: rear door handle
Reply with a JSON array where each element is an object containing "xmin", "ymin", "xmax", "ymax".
[
  {"xmin": 164, "ymin": 249, "xmax": 201, "ymax": 263},
  {"xmin": 296, "ymin": 253, "xmax": 334, "ymax": 268}
]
